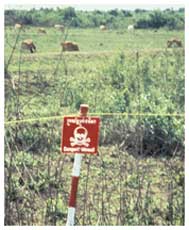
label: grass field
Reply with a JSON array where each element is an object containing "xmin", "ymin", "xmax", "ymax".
[
  {"xmin": 4, "ymin": 26, "xmax": 184, "ymax": 225},
  {"xmin": 5, "ymin": 27, "xmax": 184, "ymax": 52}
]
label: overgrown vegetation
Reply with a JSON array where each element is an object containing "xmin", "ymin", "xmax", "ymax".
[{"xmin": 4, "ymin": 13, "xmax": 184, "ymax": 226}]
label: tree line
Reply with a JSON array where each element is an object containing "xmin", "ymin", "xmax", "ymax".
[{"xmin": 5, "ymin": 7, "xmax": 184, "ymax": 30}]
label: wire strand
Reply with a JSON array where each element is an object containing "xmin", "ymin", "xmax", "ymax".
[{"xmin": 4, "ymin": 112, "xmax": 184, "ymax": 126}]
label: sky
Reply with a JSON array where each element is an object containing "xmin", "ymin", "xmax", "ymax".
[{"xmin": 5, "ymin": 4, "xmax": 184, "ymax": 11}]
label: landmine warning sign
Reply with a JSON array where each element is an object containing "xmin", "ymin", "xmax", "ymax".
[{"xmin": 61, "ymin": 116, "xmax": 100, "ymax": 154}]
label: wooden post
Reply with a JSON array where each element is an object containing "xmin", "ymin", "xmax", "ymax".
[{"xmin": 66, "ymin": 104, "xmax": 89, "ymax": 226}]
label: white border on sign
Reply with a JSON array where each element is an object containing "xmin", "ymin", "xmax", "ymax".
[{"xmin": 1, "ymin": 0, "xmax": 188, "ymax": 230}]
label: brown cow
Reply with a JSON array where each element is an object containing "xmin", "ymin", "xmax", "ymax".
[
  {"xmin": 61, "ymin": 41, "xmax": 79, "ymax": 51},
  {"xmin": 21, "ymin": 39, "xmax": 36, "ymax": 53},
  {"xmin": 38, "ymin": 27, "xmax": 47, "ymax": 34},
  {"xmin": 167, "ymin": 38, "xmax": 182, "ymax": 48}
]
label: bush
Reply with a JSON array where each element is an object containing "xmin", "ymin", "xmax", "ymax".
[
  {"xmin": 99, "ymin": 52, "xmax": 184, "ymax": 157},
  {"xmin": 135, "ymin": 10, "xmax": 184, "ymax": 30}
]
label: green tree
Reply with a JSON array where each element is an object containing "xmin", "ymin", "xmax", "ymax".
[
  {"xmin": 109, "ymin": 9, "xmax": 119, "ymax": 17},
  {"xmin": 62, "ymin": 7, "xmax": 76, "ymax": 20},
  {"xmin": 149, "ymin": 10, "xmax": 166, "ymax": 28}
]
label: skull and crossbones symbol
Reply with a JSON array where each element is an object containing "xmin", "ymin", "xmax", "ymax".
[{"xmin": 70, "ymin": 126, "xmax": 91, "ymax": 147}]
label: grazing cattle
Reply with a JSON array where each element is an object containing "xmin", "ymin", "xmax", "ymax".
[
  {"xmin": 167, "ymin": 38, "xmax": 182, "ymax": 48},
  {"xmin": 61, "ymin": 41, "xmax": 79, "ymax": 51},
  {"xmin": 100, "ymin": 25, "xmax": 107, "ymax": 31},
  {"xmin": 14, "ymin": 23, "xmax": 22, "ymax": 30},
  {"xmin": 21, "ymin": 39, "xmax": 36, "ymax": 53},
  {"xmin": 127, "ymin": 24, "xmax": 134, "ymax": 31},
  {"xmin": 38, "ymin": 27, "xmax": 47, "ymax": 34},
  {"xmin": 54, "ymin": 24, "xmax": 64, "ymax": 32}
]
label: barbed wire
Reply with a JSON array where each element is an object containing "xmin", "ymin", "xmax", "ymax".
[{"xmin": 4, "ymin": 112, "xmax": 184, "ymax": 126}]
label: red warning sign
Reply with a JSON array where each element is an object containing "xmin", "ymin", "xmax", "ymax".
[{"xmin": 61, "ymin": 116, "xmax": 100, "ymax": 154}]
